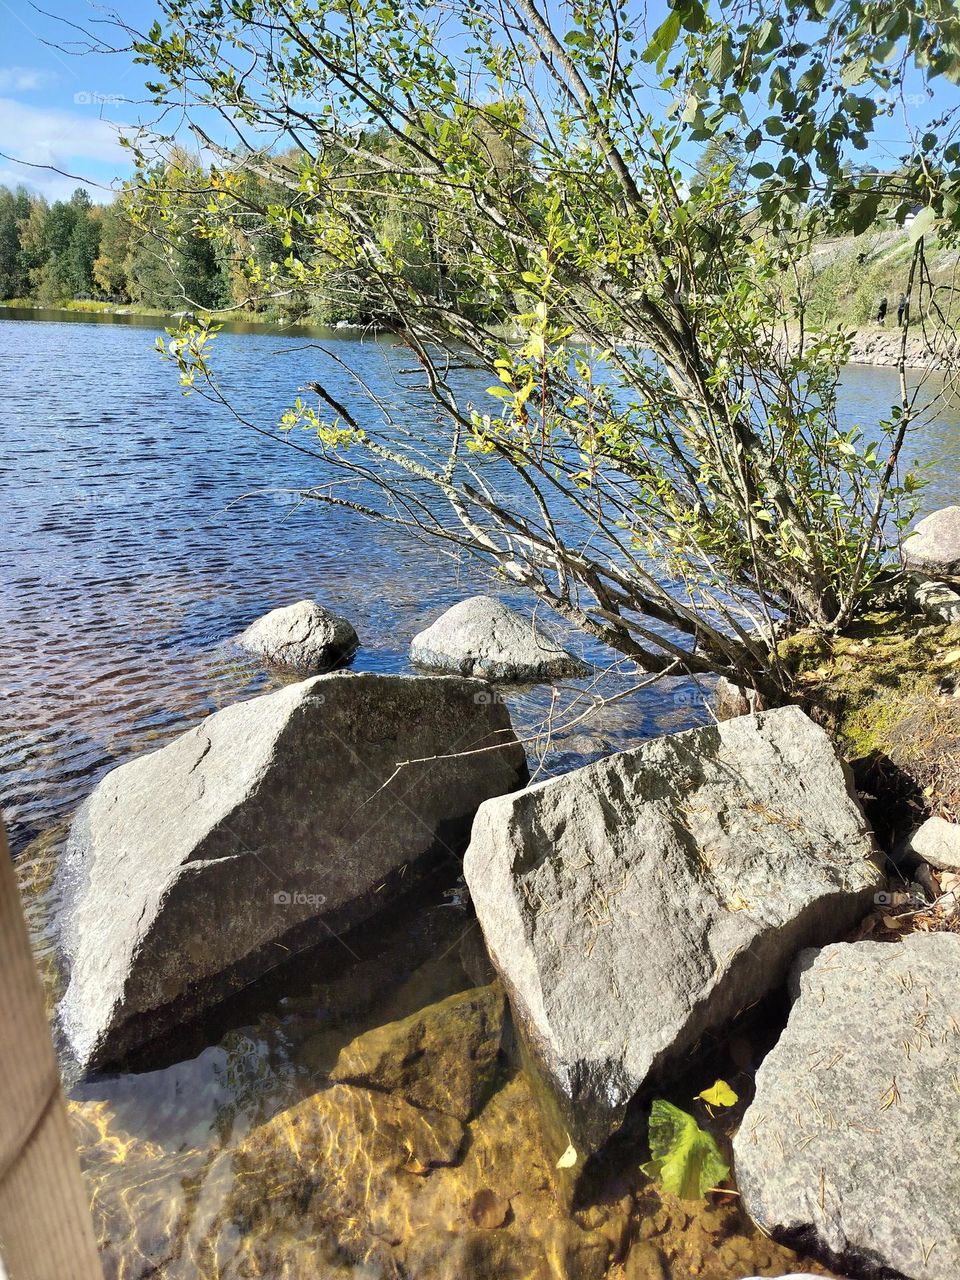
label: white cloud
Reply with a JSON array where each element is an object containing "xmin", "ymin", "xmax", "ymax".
[
  {"xmin": 0, "ymin": 97, "xmax": 129, "ymax": 166},
  {"xmin": 0, "ymin": 164, "xmax": 93, "ymax": 203},
  {"xmin": 0, "ymin": 96, "xmax": 131, "ymax": 201},
  {"xmin": 0, "ymin": 67, "xmax": 58, "ymax": 92}
]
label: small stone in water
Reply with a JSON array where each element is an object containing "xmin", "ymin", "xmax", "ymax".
[{"xmin": 467, "ymin": 1187, "xmax": 510, "ymax": 1229}]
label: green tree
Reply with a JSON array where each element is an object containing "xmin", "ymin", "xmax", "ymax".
[
  {"xmin": 0, "ymin": 187, "xmax": 25, "ymax": 298},
  {"xmin": 93, "ymin": 199, "xmax": 134, "ymax": 300},
  {"xmin": 691, "ymin": 134, "xmax": 747, "ymax": 195},
  {"xmin": 123, "ymin": 0, "xmax": 960, "ymax": 700},
  {"xmin": 64, "ymin": 190, "xmax": 101, "ymax": 296},
  {"xmin": 125, "ymin": 150, "xmax": 230, "ymax": 310}
]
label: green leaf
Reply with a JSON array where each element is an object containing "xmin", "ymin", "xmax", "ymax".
[
  {"xmin": 841, "ymin": 55, "xmax": 870, "ymax": 88},
  {"xmin": 706, "ymin": 37, "xmax": 735, "ymax": 82},
  {"xmin": 642, "ymin": 1100, "xmax": 729, "ymax": 1200},
  {"xmin": 697, "ymin": 1079, "xmax": 738, "ymax": 1108},
  {"xmin": 642, "ymin": 10, "xmax": 680, "ymax": 65},
  {"xmin": 797, "ymin": 65, "xmax": 824, "ymax": 93},
  {"xmin": 909, "ymin": 205, "xmax": 937, "ymax": 241}
]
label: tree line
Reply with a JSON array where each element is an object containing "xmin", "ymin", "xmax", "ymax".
[
  {"xmin": 0, "ymin": 178, "xmax": 231, "ymax": 312},
  {"xmin": 0, "ymin": 136, "xmax": 481, "ymax": 321}
]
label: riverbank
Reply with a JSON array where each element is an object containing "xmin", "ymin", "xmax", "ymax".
[
  {"xmin": 840, "ymin": 324, "xmax": 958, "ymax": 369},
  {"xmin": 0, "ymin": 298, "xmax": 305, "ymax": 330}
]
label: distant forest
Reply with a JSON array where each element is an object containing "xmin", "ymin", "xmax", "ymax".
[
  {"xmin": 0, "ymin": 141, "xmax": 470, "ymax": 324},
  {"xmin": 0, "ymin": 182, "xmax": 237, "ymax": 314}
]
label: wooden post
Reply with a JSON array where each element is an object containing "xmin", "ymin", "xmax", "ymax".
[{"xmin": 0, "ymin": 820, "xmax": 103, "ymax": 1280}]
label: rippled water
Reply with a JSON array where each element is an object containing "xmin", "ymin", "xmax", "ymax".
[
  {"xmin": 3, "ymin": 309, "xmax": 958, "ymax": 1280},
  {"xmin": 0, "ymin": 310, "xmax": 688, "ymax": 852},
  {"xmin": 3, "ymin": 310, "xmax": 958, "ymax": 853}
]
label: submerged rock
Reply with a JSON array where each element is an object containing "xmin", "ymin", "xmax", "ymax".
[
  {"xmin": 411, "ymin": 595, "xmax": 586, "ymax": 681},
  {"xmin": 237, "ymin": 598, "xmax": 358, "ymax": 671},
  {"xmin": 903, "ymin": 505, "xmax": 960, "ymax": 578},
  {"xmin": 734, "ymin": 933, "xmax": 960, "ymax": 1280},
  {"xmin": 329, "ymin": 984, "xmax": 506, "ymax": 1122},
  {"xmin": 464, "ymin": 706, "xmax": 882, "ymax": 1154},
  {"xmin": 57, "ymin": 673, "xmax": 527, "ymax": 1073}
]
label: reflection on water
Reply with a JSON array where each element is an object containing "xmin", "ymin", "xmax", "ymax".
[{"xmin": 4, "ymin": 311, "xmax": 954, "ymax": 1278}]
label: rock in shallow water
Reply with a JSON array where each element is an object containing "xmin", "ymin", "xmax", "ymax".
[
  {"xmin": 329, "ymin": 984, "xmax": 506, "ymax": 1122},
  {"xmin": 464, "ymin": 705, "xmax": 882, "ymax": 1155},
  {"xmin": 237, "ymin": 598, "xmax": 359, "ymax": 671},
  {"xmin": 57, "ymin": 673, "xmax": 527, "ymax": 1073},
  {"xmin": 734, "ymin": 932, "xmax": 960, "ymax": 1280},
  {"xmin": 411, "ymin": 595, "xmax": 586, "ymax": 681}
]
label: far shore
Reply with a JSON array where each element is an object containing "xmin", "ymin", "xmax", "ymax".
[{"xmin": 2, "ymin": 301, "xmax": 954, "ymax": 370}]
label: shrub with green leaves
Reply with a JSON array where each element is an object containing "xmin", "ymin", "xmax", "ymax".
[{"xmin": 118, "ymin": 0, "xmax": 960, "ymax": 698}]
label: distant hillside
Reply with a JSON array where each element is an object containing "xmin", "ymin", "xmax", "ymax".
[{"xmin": 801, "ymin": 226, "xmax": 960, "ymax": 330}]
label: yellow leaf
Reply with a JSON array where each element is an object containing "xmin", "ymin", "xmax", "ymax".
[{"xmin": 696, "ymin": 1079, "xmax": 738, "ymax": 1108}]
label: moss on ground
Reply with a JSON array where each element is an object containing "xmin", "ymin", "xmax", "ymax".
[{"xmin": 780, "ymin": 608, "xmax": 960, "ymax": 830}]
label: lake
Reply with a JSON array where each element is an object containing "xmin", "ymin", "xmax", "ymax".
[
  {"xmin": 2, "ymin": 308, "xmax": 958, "ymax": 1280},
  {"xmin": 2, "ymin": 308, "xmax": 957, "ymax": 854}
]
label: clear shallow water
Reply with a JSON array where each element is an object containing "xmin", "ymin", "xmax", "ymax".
[{"xmin": 2, "ymin": 310, "xmax": 957, "ymax": 1280}]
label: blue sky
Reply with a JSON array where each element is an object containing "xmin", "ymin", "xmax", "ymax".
[
  {"xmin": 1, "ymin": 0, "xmax": 957, "ymax": 204},
  {"xmin": 0, "ymin": 1, "xmax": 158, "ymax": 200}
]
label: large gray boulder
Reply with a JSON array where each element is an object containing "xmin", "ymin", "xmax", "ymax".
[
  {"xmin": 464, "ymin": 706, "xmax": 882, "ymax": 1156},
  {"xmin": 410, "ymin": 595, "xmax": 586, "ymax": 681},
  {"xmin": 735, "ymin": 933, "xmax": 960, "ymax": 1280},
  {"xmin": 237, "ymin": 598, "xmax": 358, "ymax": 671},
  {"xmin": 57, "ymin": 673, "xmax": 527, "ymax": 1073},
  {"xmin": 903, "ymin": 505, "xmax": 960, "ymax": 578}
]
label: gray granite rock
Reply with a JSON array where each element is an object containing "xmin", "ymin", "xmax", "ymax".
[
  {"xmin": 57, "ymin": 673, "xmax": 527, "ymax": 1073},
  {"xmin": 410, "ymin": 595, "xmax": 586, "ymax": 681},
  {"xmin": 903, "ymin": 506, "xmax": 960, "ymax": 578},
  {"xmin": 735, "ymin": 932, "xmax": 960, "ymax": 1280},
  {"xmin": 908, "ymin": 814, "xmax": 960, "ymax": 872},
  {"xmin": 908, "ymin": 576, "xmax": 960, "ymax": 624},
  {"xmin": 464, "ymin": 705, "xmax": 882, "ymax": 1156},
  {"xmin": 238, "ymin": 599, "xmax": 358, "ymax": 671}
]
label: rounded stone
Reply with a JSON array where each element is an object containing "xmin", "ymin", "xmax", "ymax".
[
  {"xmin": 237, "ymin": 599, "xmax": 358, "ymax": 671},
  {"xmin": 903, "ymin": 506, "xmax": 960, "ymax": 577},
  {"xmin": 410, "ymin": 595, "xmax": 587, "ymax": 682}
]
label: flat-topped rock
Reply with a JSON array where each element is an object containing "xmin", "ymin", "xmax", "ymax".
[
  {"xmin": 735, "ymin": 933, "xmax": 960, "ymax": 1280},
  {"xmin": 57, "ymin": 673, "xmax": 527, "ymax": 1073},
  {"xmin": 237, "ymin": 598, "xmax": 358, "ymax": 671},
  {"xmin": 464, "ymin": 705, "xmax": 882, "ymax": 1157},
  {"xmin": 411, "ymin": 595, "xmax": 586, "ymax": 681},
  {"xmin": 903, "ymin": 506, "xmax": 960, "ymax": 578}
]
